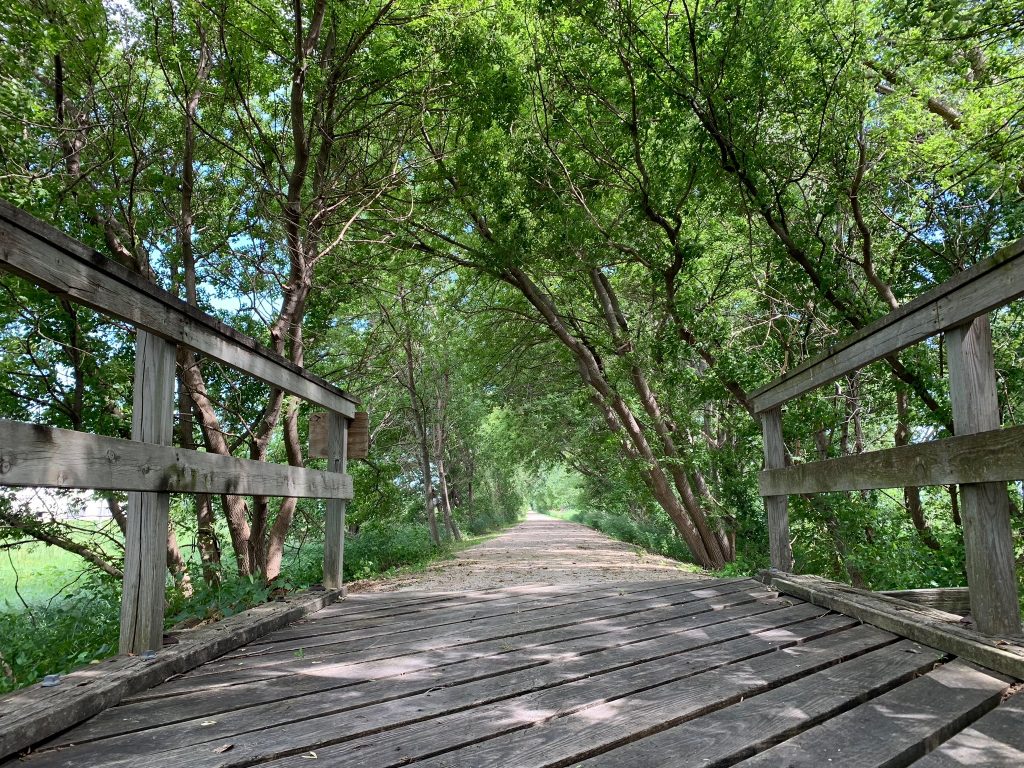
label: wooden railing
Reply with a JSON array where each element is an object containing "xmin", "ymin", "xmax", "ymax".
[
  {"xmin": 0, "ymin": 200, "xmax": 358, "ymax": 654},
  {"xmin": 752, "ymin": 236, "xmax": 1024, "ymax": 635}
]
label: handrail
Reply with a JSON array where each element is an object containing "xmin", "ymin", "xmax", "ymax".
[
  {"xmin": 756, "ymin": 236, "xmax": 1024, "ymax": 637},
  {"xmin": 0, "ymin": 199, "xmax": 358, "ymax": 416},
  {"xmin": 0, "ymin": 200, "xmax": 356, "ymax": 654},
  {"xmin": 751, "ymin": 237, "xmax": 1024, "ymax": 415}
]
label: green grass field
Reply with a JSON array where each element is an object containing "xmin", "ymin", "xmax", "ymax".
[{"xmin": 0, "ymin": 541, "xmax": 96, "ymax": 608}]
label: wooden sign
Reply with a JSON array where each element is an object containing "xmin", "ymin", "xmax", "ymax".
[
  {"xmin": 347, "ymin": 411, "xmax": 369, "ymax": 459},
  {"xmin": 308, "ymin": 411, "xmax": 368, "ymax": 461}
]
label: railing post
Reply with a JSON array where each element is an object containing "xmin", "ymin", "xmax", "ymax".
[
  {"xmin": 323, "ymin": 411, "xmax": 348, "ymax": 590},
  {"xmin": 760, "ymin": 407, "xmax": 794, "ymax": 572},
  {"xmin": 946, "ymin": 315, "xmax": 1021, "ymax": 635},
  {"xmin": 119, "ymin": 330, "xmax": 176, "ymax": 655}
]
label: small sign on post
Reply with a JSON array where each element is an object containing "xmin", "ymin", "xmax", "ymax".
[{"xmin": 309, "ymin": 411, "xmax": 368, "ymax": 460}]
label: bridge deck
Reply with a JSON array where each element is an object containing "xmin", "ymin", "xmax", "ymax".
[{"xmin": 11, "ymin": 573, "xmax": 1024, "ymax": 767}]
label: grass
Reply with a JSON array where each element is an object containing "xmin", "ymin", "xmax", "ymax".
[{"xmin": 0, "ymin": 542, "xmax": 94, "ymax": 608}]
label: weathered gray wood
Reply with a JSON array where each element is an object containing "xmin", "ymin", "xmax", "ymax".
[
  {"xmin": 879, "ymin": 587, "xmax": 972, "ymax": 615},
  {"xmin": 0, "ymin": 199, "xmax": 357, "ymax": 417},
  {"xmin": 120, "ymin": 331, "xmax": 177, "ymax": 655},
  {"xmin": 347, "ymin": 411, "xmax": 370, "ymax": 459},
  {"xmin": 750, "ymin": 236, "xmax": 1024, "ymax": 413},
  {"xmin": 912, "ymin": 694, "xmax": 1024, "ymax": 767},
  {"xmin": 35, "ymin": 603, "xmax": 849, "ymax": 768},
  {"xmin": 577, "ymin": 640, "xmax": 947, "ymax": 768},
  {"xmin": 307, "ymin": 411, "xmax": 328, "ymax": 459},
  {"xmin": 947, "ymin": 316, "xmax": 1021, "ymax": 636},
  {"xmin": 760, "ymin": 407, "xmax": 793, "ymax": 571},
  {"xmin": 0, "ymin": 418, "xmax": 354, "ymax": 499},
  {"xmin": 0, "ymin": 587, "xmax": 340, "ymax": 761},
  {"xmin": 734, "ymin": 660, "xmax": 1008, "ymax": 767},
  {"xmin": 42, "ymin": 592, "xmax": 805, "ymax": 762},
  {"xmin": 168, "ymin": 581, "xmax": 773, "ymax": 686},
  {"xmin": 323, "ymin": 411, "xmax": 348, "ymax": 590},
  {"xmin": 765, "ymin": 573, "xmax": 1024, "ymax": 678},
  {"xmin": 759, "ymin": 424, "xmax": 1024, "ymax": 495},
  {"xmin": 396, "ymin": 624, "xmax": 895, "ymax": 768}
]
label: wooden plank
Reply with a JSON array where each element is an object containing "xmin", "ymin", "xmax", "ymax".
[
  {"xmin": 34, "ymin": 604, "xmax": 847, "ymax": 767},
  {"xmin": 323, "ymin": 411, "xmax": 347, "ymax": 590},
  {"xmin": 396, "ymin": 623, "xmax": 897, "ymax": 768},
  {"xmin": 759, "ymin": 424, "xmax": 1024, "ymax": 495},
  {"xmin": 765, "ymin": 573, "xmax": 1024, "ymax": 679},
  {"xmin": 0, "ymin": 587, "xmax": 340, "ymax": 762},
  {"xmin": 307, "ymin": 411, "xmax": 327, "ymax": 459},
  {"xmin": 578, "ymin": 639, "xmax": 947, "ymax": 768},
  {"xmin": 119, "ymin": 331, "xmax": 176, "ymax": 655},
  {"xmin": 947, "ymin": 316, "xmax": 1021, "ymax": 636},
  {"xmin": 750, "ymin": 236, "xmax": 1024, "ymax": 413},
  {"xmin": 347, "ymin": 411, "xmax": 369, "ymax": 459},
  {"xmin": 255, "ymin": 613, "xmax": 867, "ymax": 768},
  {"xmin": 760, "ymin": 407, "xmax": 793, "ymax": 571},
  {"xmin": 0, "ymin": 418, "xmax": 353, "ymax": 499},
  {"xmin": 879, "ymin": 588, "xmax": 972, "ymax": 615},
  {"xmin": 912, "ymin": 695, "xmax": 1024, "ymax": 767},
  {"xmin": 734, "ymin": 660, "xmax": 1008, "ymax": 767},
  {"xmin": 42, "ymin": 598, "xmax": 813, "ymax": 762},
  {"xmin": 162, "ymin": 581, "xmax": 774, "ymax": 686},
  {"xmin": 0, "ymin": 199, "xmax": 357, "ymax": 417}
]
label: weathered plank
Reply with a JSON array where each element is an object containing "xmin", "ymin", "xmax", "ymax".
[
  {"xmin": 31, "ymin": 603, "xmax": 844, "ymax": 768},
  {"xmin": 760, "ymin": 407, "xmax": 793, "ymax": 571},
  {"xmin": 734, "ymin": 660, "xmax": 1008, "ymax": 767},
  {"xmin": 0, "ymin": 588, "xmax": 340, "ymax": 762},
  {"xmin": 759, "ymin": 424, "xmax": 1024, "ymax": 495},
  {"xmin": 346, "ymin": 411, "xmax": 370, "ymax": 459},
  {"xmin": 257, "ymin": 613, "xmax": 865, "ymax": 768},
  {"xmin": 402, "ymin": 623, "xmax": 896, "ymax": 768},
  {"xmin": 912, "ymin": 694, "xmax": 1024, "ymax": 767},
  {"xmin": 880, "ymin": 587, "xmax": 972, "ymax": 616},
  {"xmin": 120, "ymin": 331, "xmax": 176, "ymax": 655},
  {"xmin": 578, "ymin": 639, "xmax": 946, "ymax": 767},
  {"xmin": 765, "ymin": 573, "xmax": 1024, "ymax": 678},
  {"xmin": 323, "ymin": 411, "xmax": 348, "ymax": 590},
  {"xmin": 0, "ymin": 418, "xmax": 354, "ymax": 499},
  {"xmin": 157, "ymin": 581, "xmax": 773, "ymax": 689},
  {"xmin": 36, "ymin": 598, "xmax": 817, "ymax": 764},
  {"xmin": 750, "ymin": 236, "xmax": 1024, "ymax": 413},
  {"xmin": 0, "ymin": 199, "xmax": 357, "ymax": 417},
  {"xmin": 946, "ymin": 316, "xmax": 1021, "ymax": 636}
]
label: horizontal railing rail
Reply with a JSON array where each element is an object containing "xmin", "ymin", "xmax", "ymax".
[
  {"xmin": 755, "ymin": 235, "xmax": 1024, "ymax": 636},
  {"xmin": 0, "ymin": 200, "xmax": 357, "ymax": 655}
]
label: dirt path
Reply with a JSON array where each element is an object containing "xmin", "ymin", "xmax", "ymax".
[{"xmin": 355, "ymin": 511, "xmax": 709, "ymax": 593}]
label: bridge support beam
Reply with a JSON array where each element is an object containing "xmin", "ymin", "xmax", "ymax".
[
  {"xmin": 323, "ymin": 411, "xmax": 348, "ymax": 590},
  {"xmin": 119, "ymin": 330, "xmax": 177, "ymax": 655},
  {"xmin": 947, "ymin": 316, "xmax": 1021, "ymax": 636},
  {"xmin": 760, "ymin": 407, "xmax": 794, "ymax": 572}
]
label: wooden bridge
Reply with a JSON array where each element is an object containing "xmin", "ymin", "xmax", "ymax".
[{"xmin": 1, "ymin": 203, "xmax": 1024, "ymax": 766}]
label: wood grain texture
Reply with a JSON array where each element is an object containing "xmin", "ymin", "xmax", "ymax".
[
  {"xmin": 734, "ymin": 660, "xmax": 1008, "ymax": 768},
  {"xmin": 766, "ymin": 573, "xmax": 1024, "ymax": 679},
  {"xmin": 323, "ymin": 411, "xmax": 348, "ymax": 590},
  {"xmin": 0, "ymin": 199, "xmax": 356, "ymax": 416},
  {"xmin": 760, "ymin": 407, "xmax": 793, "ymax": 571},
  {"xmin": 0, "ymin": 587, "xmax": 340, "ymax": 761},
  {"xmin": 946, "ymin": 317, "xmax": 1021, "ymax": 636},
  {"xmin": 120, "ymin": 331, "xmax": 176, "ymax": 655},
  {"xmin": 0, "ymin": 418, "xmax": 353, "ymax": 499},
  {"xmin": 758, "ymin": 424, "xmax": 1024, "ymax": 495},
  {"xmin": 912, "ymin": 694, "xmax": 1024, "ymax": 767},
  {"xmin": 879, "ymin": 587, "xmax": 972, "ymax": 615},
  {"xmin": 346, "ymin": 411, "xmax": 369, "ymax": 459},
  {"xmin": 751, "ymin": 236, "xmax": 1024, "ymax": 413},
  {"xmin": 577, "ymin": 640, "xmax": 946, "ymax": 768}
]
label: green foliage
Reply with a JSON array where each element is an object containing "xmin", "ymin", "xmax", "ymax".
[{"xmin": 0, "ymin": 574, "xmax": 120, "ymax": 694}]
